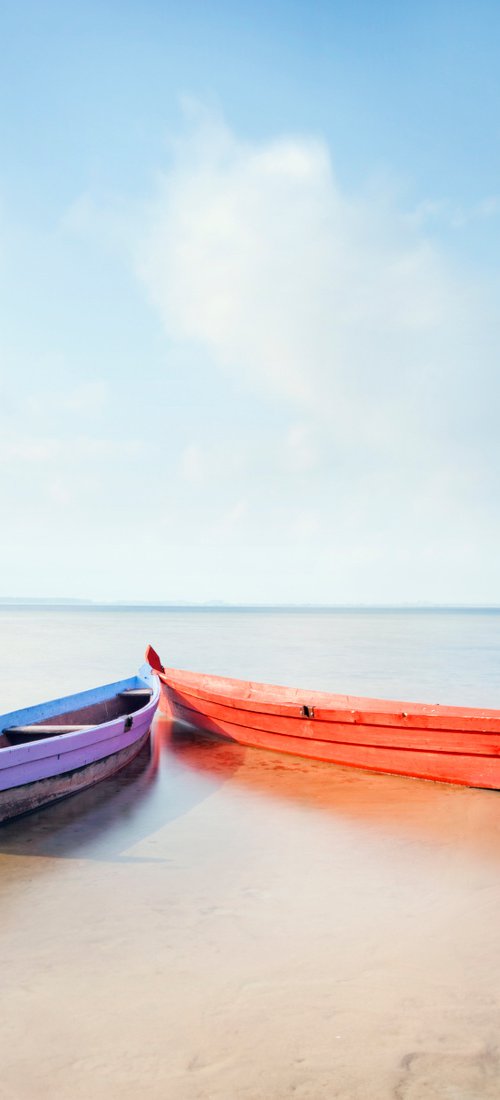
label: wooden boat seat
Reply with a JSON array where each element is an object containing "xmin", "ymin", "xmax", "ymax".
[
  {"xmin": 118, "ymin": 689, "xmax": 153, "ymax": 698},
  {"xmin": 5, "ymin": 724, "xmax": 95, "ymax": 739}
]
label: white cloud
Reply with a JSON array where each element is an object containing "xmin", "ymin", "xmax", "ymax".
[
  {"xmin": 59, "ymin": 380, "xmax": 108, "ymax": 414},
  {"xmin": 131, "ymin": 114, "xmax": 500, "ymax": 600},
  {"xmin": 47, "ymin": 476, "xmax": 73, "ymax": 506},
  {"xmin": 180, "ymin": 443, "xmax": 205, "ymax": 485},
  {"xmin": 0, "ymin": 435, "xmax": 141, "ymax": 464},
  {"xmin": 138, "ymin": 116, "xmax": 461, "ymax": 429},
  {"xmin": 282, "ymin": 424, "xmax": 319, "ymax": 474},
  {"xmin": 220, "ymin": 497, "xmax": 248, "ymax": 531},
  {"xmin": 410, "ymin": 194, "xmax": 500, "ymax": 229},
  {"xmin": 137, "ymin": 115, "xmax": 499, "ymax": 516},
  {"xmin": 27, "ymin": 380, "xmax": 108, "ymax": 418},
  {"xmin": 13, "ymin": 110, "xmax": 494, "ymax": 603}
]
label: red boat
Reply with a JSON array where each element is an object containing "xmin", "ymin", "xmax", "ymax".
[{"xmin": 146, "ymin": 647, "xmax": 500, "ymax": 789}]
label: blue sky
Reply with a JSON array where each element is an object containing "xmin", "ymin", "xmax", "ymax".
[{"xmin": 1, "ymin": 1, "xmax": 500, "ymax": 603}]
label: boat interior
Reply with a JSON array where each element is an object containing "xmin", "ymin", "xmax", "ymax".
[{"xmin": 0, "ymin": 687, "xmax": 153, "ymax": 748}]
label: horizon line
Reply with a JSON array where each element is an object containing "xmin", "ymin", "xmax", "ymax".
[{"xmin": 2, "ymin": 598, "xmax": 500, "ymax": 611}]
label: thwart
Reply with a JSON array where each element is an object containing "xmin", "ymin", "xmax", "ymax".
[{"xmin": 146, "ymin": 646, "xmax": 500, "ymax": 789}]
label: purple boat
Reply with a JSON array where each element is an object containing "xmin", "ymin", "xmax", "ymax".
[{"xmin": 0, "ymin": 657, "xmax": 159, "ymax": 823}]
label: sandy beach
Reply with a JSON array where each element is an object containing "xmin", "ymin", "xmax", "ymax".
[{"xmin": 2, "ymin": 712, "xmax": 500, "ymax": 1099}]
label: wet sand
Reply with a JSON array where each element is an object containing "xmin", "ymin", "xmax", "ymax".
[{"xmin": 2, "ymin": 717, "xmax": 500, "ymax": 1099}]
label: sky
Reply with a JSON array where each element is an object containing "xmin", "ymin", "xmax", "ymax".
[{"xmin": 1, "ymin": 0, "xmax": 500, "ymax": 604}]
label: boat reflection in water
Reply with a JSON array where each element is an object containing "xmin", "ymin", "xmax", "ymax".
[
  {"xmin": 2, "ymin": 705, "xmax": 500, "ymax": 867},
  {"xmin": 159, "ymin": 714, "xmax": 500, "ymax": 867},
  {"xmin": 0, "ymin": 714, "xmax": 245, "ymax": 861}
]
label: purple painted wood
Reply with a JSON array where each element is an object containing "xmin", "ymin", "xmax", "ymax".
[{"xmin": 0, "ymin": 658, "xmax": 160, "ymax": 822}]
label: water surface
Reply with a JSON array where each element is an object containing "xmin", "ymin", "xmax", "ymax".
[{"xmin": 1, "ymin": 608, "xmax": 500, "ymax": 1098}]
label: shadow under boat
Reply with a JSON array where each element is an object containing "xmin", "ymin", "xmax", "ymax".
[
  {"xmin": 0, "ymin": 714, "xmax": 245, "ymax": 861},
  {"xmin": 159, "ymin": 707, "xmax": 500, "ymax": 867},
  {"xmin": 3, "ymin": 701, "xmax": 500, "ymax": 867}
]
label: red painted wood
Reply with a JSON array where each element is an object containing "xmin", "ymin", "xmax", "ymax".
[
  {"xmin": 167, "ymin": 688, "xmax": 500, "ymax": 756},
  {"xmin": 171, "ymin": 702, "xmax": 500, "ymax": 788},
  {"xmin": 152, "ymin": 661, "xmax": 500, "ymax": 789},
  {"xmin": 161, "ymin": 669, "xmax": 500, "ymax": 732}
]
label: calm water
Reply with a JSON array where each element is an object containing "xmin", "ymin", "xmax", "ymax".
[{"xmin": 2, "ymin": 608, "xmax": 500, "ymax": 1098}]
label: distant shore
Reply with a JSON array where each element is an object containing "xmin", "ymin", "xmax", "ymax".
[{"xmin": 2, "ymin": 599, "xmax": 500, "ymax": 612}]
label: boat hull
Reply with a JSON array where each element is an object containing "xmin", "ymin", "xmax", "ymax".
[
  {"xmin": 0, "ymin": 728, "xmax": 150, "ymax": 824},
  {"xmin": 156, "ymin": 666, "xmax": 500, "ymax": 789}
]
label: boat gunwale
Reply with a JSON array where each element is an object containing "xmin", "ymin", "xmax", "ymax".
[
  {"xmin": 160, "ymin": 667, "xmax": 500, "ymax": 733},
  {"xmin": 0, "ymin": 662, "xmax": 159, "ymax": 770}
]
